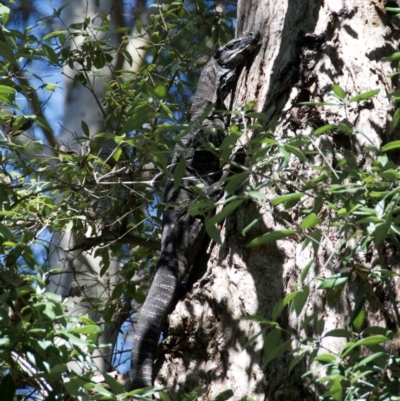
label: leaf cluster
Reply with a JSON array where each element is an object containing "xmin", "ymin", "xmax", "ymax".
[
  {"xmin": 0, "ymin": 0, "xmax": 237, "ymax": 399},
  {"xmin": 238, "ymin": 76, "xmax": 400, "ymax": 400}
]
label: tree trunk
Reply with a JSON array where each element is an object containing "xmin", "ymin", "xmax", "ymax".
[
  {"xmin": 154, "ymin": 0, "xmax": 400, "ymax": 399},
  {"xmin": 46, "ymin": 0, "xmax": 150, "ymax": 373}
]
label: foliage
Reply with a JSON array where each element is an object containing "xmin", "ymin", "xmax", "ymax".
[
  {"xmin": 0, "ymin": 0, "xmax": 236, "ymax": 399},
  {"xmin": 2, "ymin": 0, "xmax": 399, "ymax": 399},
  {"xmin": 241, "ymin": 72, "xmax": 400, "ymax": 399}
]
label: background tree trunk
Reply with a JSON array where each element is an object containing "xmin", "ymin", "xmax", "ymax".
[
  {"xmin": 155, "ymin": 0, "xmax": 400, "ymax": 399},
  {"xmin": 46, "ymin": 0, "xmax": 150, "ymax": 373}
]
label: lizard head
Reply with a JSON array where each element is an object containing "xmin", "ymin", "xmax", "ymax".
[
  {"xmin": 214, "ymin": 31, "xmax": 261, "ymax": 69},
  {"xmin": 189, "ymin": 31, "xmax": 261, "ymax": 119},
  {"xmin": 213, "ymin": 31, "xmax": 260, "ymax": 100}
]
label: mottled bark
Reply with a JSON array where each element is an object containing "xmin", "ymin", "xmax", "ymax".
[{"xmin": 155, "ymin": 1, "xmax": 400, "ymax": 400}]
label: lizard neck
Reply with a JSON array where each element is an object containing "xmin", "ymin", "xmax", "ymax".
[{"xmin": 188, "ymin": 57, "xmax": 228, "ymax": 122}]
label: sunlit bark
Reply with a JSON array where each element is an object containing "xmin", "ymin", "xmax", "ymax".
[{"xmin": 155, "ymin": 1, "xmax": 400, "ymax": 399}]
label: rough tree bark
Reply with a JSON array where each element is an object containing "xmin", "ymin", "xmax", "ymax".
[{"xmin": 154, "ymin": 1, "xmax": 400, "ymax": 399}]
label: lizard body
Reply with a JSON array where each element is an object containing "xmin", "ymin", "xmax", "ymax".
[{"xmin": 128, "ymin": 31, "xmax": 260, "ymax": 389}]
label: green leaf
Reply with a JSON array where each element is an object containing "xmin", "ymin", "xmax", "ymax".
[
  {"xmin": 272, "ymin": 299, "xmax": 285, "ymax": 320},
  {"xmin": 289, "ymin": 352, "xmax": 307, "ymax": 373},
  {"xmin": 0, "ymin": 85, "xmax": 15, "ymax": 95},
  {"xmin": 283, "ymin": 144, "xmax": 307, "ymax": 162},
  {"xmin": 350, "ymin": 295, "xmax": 366, "ymax": 331},
  {"xmin": 300, "ymin": 213, "xmax": 321, "ymax": 229},
  {"xmin": 314, "ymin": 353, "xmax": 336, "ymax": 363},
  {"xmin": 224, "ymin": 171, "xmax": 249, "ymax": 194},
  {"xmin": 86, "ymin": 382, "xmax": 113, "ymax": 397},
  {"xmin": 300, "ymin": 260, "xmax": 313, "ymax": 283},
  {"xmin": 328, "ymin": 377, "xmax": 343, "ymax": 401},
  {"xmin": 246, "ymin": 191, "xmax": 264, "ymax": 200},
  {"xmin": 301, "ymin": 229, "xmax": 321, "ymax": 254},
  {"xmin": 173, "ymin": 158, "xmax": 186, "ymax": 189},
  {"xmin": 332, "ymin": 84, "xmax": 346, "ymax": 99},
  {"xmin": 356, "ymin": 216, "xmax": 382, "ymax": 224},
  {"xmin": 81, "ymin": 120, "xmax": 90, "ymax": 137},
  {"xmin": 241, "ymin": 315, "xmax": 270, "ymax": 323},
  {"xmin": 245, "ymin": 112, "xmax": 269, "ymax": 120},
  {"xmin": 57, "ymin": 330, "xmax": 89, "ymax": 347},
  {"xmin": 158, "ymin": 390, "xmax": 172, "ymax": 401},
  {"xmin": 291, "ymin": 285, "xmax": 309, "ymax": 316},
  {"xmin": 297, "ymin": 101, "xmax": 338, "ymax": 106},
  {"xmin": 241, "ymin": 218, "xmax": 261, "ymax": 237},
  {"xmin": 2, "ymin": 241, "xmax": 16, "ymax": 246},
  {"xmin": 363, "ymin": 326, "xmax": 392, "ymax": 336},
  {"xmin": 205, "ymin": 221, "xmax": 221, "ymax": 244},
  {"xmin": 386, "ymin": 7, "xmax": 400, "ymax": 13},
  {"xmin": 323, "ymin": 329, "xmax": 353, "ymax": 338},
  {"xmin": 44, "ymin": 83, "xmax": 57, "ymax": 91},
  {"xmin": 318, "ymin": 273, "xmax": 349, "ymax": 289},
  {"xmin": 271, "ymin": 192, "xmax": 304, "ymax": 207},
  {"xmin": 103, "ymin": 373, "xmax": 125, "ymax": 395},
  {"xmin": 349, "ymin": 89, "xmax": 380, "ymax": 102},
  {"xmin": 121, "ymin": 108, "xmax": 160, "ymax": 132},
  {"xmin": 328, "ymin": 184, "xmax": 362, "ymax": 194},
  {"xmin": 0, "ymin": 211, "xmax": 17, "ymax": 217},
  {"xmin": 389, "ymin": 108, "xmax": 400, "ymax": 135},
  {"xmin": 243, "ymin": 331, "xmax": 264, "ymax": 349},
  {"xmin": 160, "ymin": 102, "xmax": 173, "ymax": 118},
  {"xmin": 43, "ymin": 44, "xmax": 58, "ymax": 64},
  {"xmin": 23, "ymin": 249, "xmax": 37, "ymax": 269},
  {"xmin": 263, "ymin": 328, "xmax": 281, "ymax": 363},
  {"xmin": 36, "ymin": 302, "xmax": 56, "ymax": 320},
  {"xmin": 283, "ymin": 291, "xmax": 301, "ymax": 306},
  {"xmin": 373, "ymin": 221, "xmax": 390, "ymax": 246},
  {"xmin": 206, "ymin": 199, "xmax": 243, "ymax": 226},
  {"xmin": 0, "ymin": 374, "xmax": 15, "ymax": 401},
  {"xmin": 338, "ymin": 342, "xmax": 362, "ymax": 358},
  {"xmin": 154, "ymin": 84, "xmax": 167, "ymax": 99},
  {"xmin": 381, "ymin": 52, "xmax": 400, "ymax": 62},
  {"xmin": 337, "ymin": 122, "xmax": 353, "ymax": 134},
  {"xmin": 248, "ymin": 229, "xmax": 296, "ymax": 247},
  {"xmin": 314, "ymin": 319, "xmax": 326, "ymax": 339},
  {"xmin": 387, "ymin": 89, "xmax": 400, "ymax": 98},
  {"xmin": 69, "ymin": 325, "xmax": 101, "ymax": 335},
  {"xmin": 381, "ymin": 139, "xmax": 400, "ymax": 151},
  {"xmin": 36, "ymin": 116, "xmax": 53, "ymax": 134},
  {"xmin": 354, "ymin": 335, "xmax": 388, "ymax": 347},
  {"xmin": 264, "ymin": 339, "xmax": 291, "ymax": 366},
  {"xmin": 314, "ymin": 124, "xmax": 337, "ymax": 136},
  {"xmin": 113, "ymin": 146, "xmax": 122, "ymax": 162},
  {"xmin": 211, "ymin": 389, "xmax": 234, "ymax": 401},
  {"xmin": 354, "ymin": 352, "xmax": 387, "ymax": 368},
  {"xmin": 42, "ymin": 30, "xmax": 67, "ymax": 41},
  {"xmin": 0, "ymin": 4, "xmax": 10, "ymax": 16}
]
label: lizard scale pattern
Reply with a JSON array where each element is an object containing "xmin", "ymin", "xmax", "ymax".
[{"xmin": 128, "ymin": 30, "xmax": 261, "ymax": 389}]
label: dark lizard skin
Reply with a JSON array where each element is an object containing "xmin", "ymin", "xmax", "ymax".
[{"xmin": 128, "ymin": 30, "xmax": 261, "ymax": 389}]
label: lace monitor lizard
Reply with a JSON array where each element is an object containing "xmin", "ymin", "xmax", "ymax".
[{"xmin": 128, "ymin": 30, "xmax": 261, "ymax": 389}]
